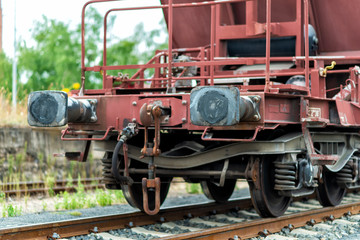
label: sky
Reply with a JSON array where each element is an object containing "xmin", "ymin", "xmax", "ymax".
[{"xmin": 2, "ymin": 0, "xmax": 164, "ymax": 59}]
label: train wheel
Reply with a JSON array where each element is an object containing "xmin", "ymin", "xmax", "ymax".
[
  {"xmin": 121, "ymin": 160, "xmax": 172, "ymax": 211},
  {"xmin": 316, "ymin": 168, "xmax": 346, "ymax": 206},
  {"xmin": 249, "ymin": 158, "xmax": 291, "ymax": 217},
  {"xmin": 200, "ymin": 179, "xmax": 237, "ymax": 203}
]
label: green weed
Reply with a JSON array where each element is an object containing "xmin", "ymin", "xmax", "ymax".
[
  {"xmin": 186, "ymin": 183, "xmax": 202, "ymax": 194},
  {"xmin": 69, "ymin": 211, "xmax": 82, "ymax": 216},
  {"xmin": 45, "ymin": 176, "xmax": 55, "ymax": 197},
  {"xmin": 2, "ymin": 203, "xmax": 22, "ymax": 217},
  {"xmin": 95, "ymin": 189, "xmax": 112, "ymax": 207},
  {"xmin": 0, "ymin": 191, "xmax": 5, "ymax": 203}
]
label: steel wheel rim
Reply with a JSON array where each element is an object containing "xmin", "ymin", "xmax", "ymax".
[
  {"xmin": 201, "ymin": 179, "xmax": 237, "ymax": 203},
  {"xmin": 316, "ymin": 169, "xmax": 346, "ymax": 206},
  {"xmin": 249, "ymin": 158, "xmax": 291, "ymax": 217}
]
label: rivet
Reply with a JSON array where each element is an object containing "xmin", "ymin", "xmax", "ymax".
[
  {"xmin": 182, "ymin": 118, "xmax": 187, "ymax": 123},
  {"xmin": 132, "ymin": 118, "xmax": 136, "ymax": 123},
  {"xmin": 132, "ymin": 101, "xmax": 137, "ymax": 106},
  {"xmin": 252, "ymin": 115, "xmax": 260, "ymax": 121},
  {"xmin": 182, "ymin": 100, "xmax": 187, "ymax": 105},
  {"xmin": 253, "ymin": 96, "xmax": 261, "ymax": 103}
]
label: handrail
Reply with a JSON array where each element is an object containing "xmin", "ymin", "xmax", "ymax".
[
  {"xmin": 80, "ymin": 0, "xmax": 360, "ymax": 92},
  {"xmin": 61, "ymin": 126, "xmax": 115, "ymax": 141},
  {"xmin": 201, "ymin": 126, "xmax": 263, "ymax": 142}
]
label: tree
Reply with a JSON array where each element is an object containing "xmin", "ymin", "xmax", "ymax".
[
  {"xmin": 18, "ymin": 16, "xmax": 80, "ymax": 92},
  {"xmin": 17, "ymin": 8, "xmax": 167, "ymax": 94},
  {"xmin": 0, "ymin": 52, "xmax": 13, "ymax": 94}
]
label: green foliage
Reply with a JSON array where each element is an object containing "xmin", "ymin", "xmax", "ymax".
[
  {"xmin": 18, "ymin": 16, "xmax": 81, "ymax": 92},
  {"xmin": 42, "ymin": 201, "xmax": 47, "ymax": 211},
  {"xmin": 66, "ymin": 174, "xmax": 74, "ymax": 188},
  {"xmin": 16, "ymin": 7, "xmax": 167, "ymax": 95},
  {"xmin": 95, "ymin": 189, "xmax": 112, "ymax": 207},
  {"xmin": 0, "ymin": 53, "xmax": 13, "ymax": 94},
  {"xmin": 69, "ymin": 211, "xmax": 82, "ymax": 216},
  {"xmin": 114, "ymin": 190, "xmax": 125, "ymax": 201},
  {"xmin": 186, "ymin": 183, "xmax": 202, "ymax": 194},
  {"xmin": 55, "ymin": 187, "xmax": 126, "ymax": 211},
  {"xmin": 0, "ymin": 191, "xmax": 5, "ymax": 203},
  {"xmin": 45, "ymin": 176, "xmax": 55, "ymax": 197},
  {"xmin": 2, "ymin": 203, "xmax": 22, "ymax": 217}
]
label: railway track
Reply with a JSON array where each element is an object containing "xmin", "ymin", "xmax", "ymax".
[
  {"xmin": 2, "ymin": 192, "xmax": 360, "ymax": 240},
  {"xmin": 0, "ymin": 178, "xmax": 104, "ymax": 196}
]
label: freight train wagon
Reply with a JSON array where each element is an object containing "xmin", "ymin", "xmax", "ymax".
[{"xmin": 28, "ymin": 0, "xmax": 360, "ymax": 216}]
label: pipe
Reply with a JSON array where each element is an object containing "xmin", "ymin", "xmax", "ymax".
[{"xmin": 111, "ymin": 124, "xmax": 137, "ymax": 185}]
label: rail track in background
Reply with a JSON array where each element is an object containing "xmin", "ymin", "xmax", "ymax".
[
  {"xmin": 0, "ymin": 178, "xmax": 191, "ymax": 196},
  {"xmin": 0, "ymin": 178, "xmax": 105, "ymax": 196},
  {"xmin": 2, "ymin": 192, "xmax": 360, "ymax": 240}
]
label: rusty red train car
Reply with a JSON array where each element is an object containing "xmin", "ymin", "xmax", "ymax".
[{"xmin": 28, "ymin": 0, "xmax": 360, "ymax": 216}]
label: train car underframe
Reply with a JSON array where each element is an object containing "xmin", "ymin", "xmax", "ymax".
[{"xmin": 93, "ymin": 125, "xmax": 360, "ymax": 217}]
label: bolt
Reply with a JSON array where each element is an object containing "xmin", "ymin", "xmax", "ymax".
[
  {"xmin": 258, "ymin": 229, "xmax": 270, "ymax": 237},
  {"xmin": 210, "ymin": 210, "xmax": 217, "ymax": 215},
  {"xmin": 132, "ymin": 118, "xmax": 137, "ymax": 123},
  {"xmin": 158, "ymin": 216, "xmax": 166, "ymax": 223},
  {"xmin": 126, "ymin": 222, "xmax": 134, "ymax": 228},
  {"xmin": 132, "ymin": 101, "xmax": 137, "ymax": 106},
  {"xmin": 50, "ymin": 233, "xmax": 60, "ymax": 239},
  {"xmin": 285, "ymin": 224, "xmax": 294, "ymax": 231},
  {"xmin": 231, "ymin": 236, "xmax": 241, "ymax": 240},
  {"xmin": 89, "ymin": 227, "xmax": 99, "ymax": 233},
  {"xmin": 182, "ymin": 118, "xmax": 187, "ymax": 123},
  {"xmin": 325, "ymin": 215, "xmax": 335, "ymax": 222},
  {"xmin": 344, "ymin": 211, "xmax": 352, "ymax": 217},
  {"xmin": 253, "ymin": 96, "xmax": 261, "ymax": 103},
  {"xmin": 184, "ymin": 213, "xmax": 193, "ymax": 219},
  {"xmin": 306, "ymin": 219, "xmax": 316, "ymax": 226},
  {"xmin": 252, "ymin": 115, "xmax": 260, "ymax": 121},
  {"xmin": 182, "ymin": 100, "xmax": 187, "ymax": 105}
]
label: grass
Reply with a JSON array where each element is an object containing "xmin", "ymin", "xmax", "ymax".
[
  {"xmin": 53, "ymin": 176, "xmax": 126, "ymax": 211},
  {"xmin": 0, "ymin": 140, "xmax": 103, "ymax": 217},
  {"xmin": 2, "ymin": 203, "xmax": 22, "ymax": 217},
  {"xmin": 186, "ymin": 183, "xmax": 202, "ymax": 194},
  {"xmin": 69, "ymin": 211, "xmax": 82, "ymax": 216},
  {"xmin": 0, "ymin": 90, "xmax": 27, "ymax": 127},
  {"xmin": 45, "ymin": 176, "xmax": 56, "ymax": 197},
  {"xmin": 0, "ymin": 91, "xmax": 120, "ymax": 216}
]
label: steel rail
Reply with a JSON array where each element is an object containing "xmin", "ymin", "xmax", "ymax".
[
  {"xmin": 2, "ymin": 184, "xmax": 105, "ymax": 196},
  {"xmin": 0, "ymin": 198, "xmax": 253, "ymax": 240},
  {"xmin": 1, "ymin": 178, "xmax": 104, "ymax": 196},
  {"xmin": 157, "ymin": 201, "xmax": 360, "ymax": 240}
]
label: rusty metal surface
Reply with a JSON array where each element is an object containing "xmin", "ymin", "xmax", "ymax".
[
  {"xmin": 142, "ymin": 177, "xmax": 161, "ymax": 215},
  {"xmin": 161, "ymin": 0, "xmax": 360, "ymax": 53},
  {"xmin": 0, "ymin": 198, "xmax": 252, "ymax": 240},
  {"xmin": 156, "ymin": 201, "xmax": 360, "ymax": 240}
]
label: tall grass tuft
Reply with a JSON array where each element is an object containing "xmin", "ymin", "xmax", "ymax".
[{"xmin": 0, "ymin": 90, "xmax": 27, "ymax": 126}]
